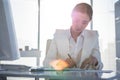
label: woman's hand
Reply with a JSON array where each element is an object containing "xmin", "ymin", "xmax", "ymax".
[
  {"xmin": 80, "ymin": 55, "xmax": 98, "ymax": 69},
  {"xmin": 65, "ymin": 58, "xmax": 77, "ymax": 68}
]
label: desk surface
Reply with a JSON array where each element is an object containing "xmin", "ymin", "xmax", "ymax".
[{"xmin": 0, "ymin": 65, "xmax": 120, "ymax": 80}]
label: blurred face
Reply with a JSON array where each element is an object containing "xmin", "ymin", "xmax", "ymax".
[{"xmin": 71, "ymin": 11, "xmax": 90, "ymax": 33}]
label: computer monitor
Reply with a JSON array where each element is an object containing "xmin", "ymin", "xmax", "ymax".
[{"xmin": 0, "ymin": 0, "xmax": 20, "ymax": 60}]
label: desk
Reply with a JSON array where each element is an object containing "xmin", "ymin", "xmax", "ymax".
[{"xmin": 0, "ymin": 66, "xmax": 120, "ymax": 80}]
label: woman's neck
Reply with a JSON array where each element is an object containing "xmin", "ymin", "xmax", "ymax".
[{"xmin": 70, "ymin": 28, "xmax": 81, "ymax": 42}]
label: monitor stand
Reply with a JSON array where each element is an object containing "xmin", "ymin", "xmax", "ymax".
[
  {"xmin": 0, "ymin": 62, "xmax": 3, "ymax": 70},
  {"xmin": 0, "ymin": 62, "xmax": 7, "ymax": 80},
  {"xmin": 0, "ymin": 62, "xmax": 5, "ymax": 71},
  {"xmin": 0, "ymin": 77, "xmax": 7, "ymax": 80},
  {"xmin": 0, "ymin": 63, "xmax": 31, "ymax": 71},
  {"xmin": 0, "ymin": 63, "xmax": 31, "ymax": 80}
]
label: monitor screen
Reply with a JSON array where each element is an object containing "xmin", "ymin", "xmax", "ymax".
[
  {"xmin": 115, "ymin": 0, "xmax": 120, "ymax": 58},
  {"xmin": 0, "ymin": 0, "xmax": 20, "ymax": 60}
]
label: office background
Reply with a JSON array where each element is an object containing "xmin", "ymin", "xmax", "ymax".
[{"xmin": 2, "ymin": 0, "xmax": 119, "ymax": 73}]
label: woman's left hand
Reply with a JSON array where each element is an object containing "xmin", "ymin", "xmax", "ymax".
[{"xmin": 80, "ymin": 55, "xmax": 98, "ymax": 69}]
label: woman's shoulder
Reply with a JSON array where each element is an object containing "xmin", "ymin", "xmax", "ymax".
[
  {"xmin": 55, "ymin": 29, "xmax": 69, "ymax": 34},
  {"xmin": 54, "ymin": 29, "xmax": 69, "ymax": 37},
  {"xmin": 84, "ymin": 29, "xmax": 99, "ymax": 37},
  {"xmin": 84, "ymin": 29, "xmax": 98, "ymax": 33}
]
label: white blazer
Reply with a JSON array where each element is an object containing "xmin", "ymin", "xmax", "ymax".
[{"xmin": 43, "ymin": 29, "xmax": 103, "ymax": 69}]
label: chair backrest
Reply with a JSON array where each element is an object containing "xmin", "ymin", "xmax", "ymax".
[{"xmin": 46, "ymin": 39, "xmax": 52, "ymax": 54}]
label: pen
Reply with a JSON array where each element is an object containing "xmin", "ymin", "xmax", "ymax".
[{"xmin": 67, "ymin": 54, "xmax": 77, "ymax": 68}]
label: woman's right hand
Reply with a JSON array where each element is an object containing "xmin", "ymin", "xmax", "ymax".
[{"xmin": 65, "ymin": 58, "xmax": 77, "ymax": 68}]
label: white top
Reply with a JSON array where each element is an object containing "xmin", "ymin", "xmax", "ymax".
[{"xmin": 67, "ymin": 30, "xmax": 84, "ymax": 66}]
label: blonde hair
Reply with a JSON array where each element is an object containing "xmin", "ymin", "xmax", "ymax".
[{"xmin": 72, "ymin": 3, "xmax": 93, "ymax": 20}]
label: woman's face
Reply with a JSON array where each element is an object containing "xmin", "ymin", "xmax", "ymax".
[{"xmin": 71, "ymin": 11, "xmax": 90, "ymax": 33}]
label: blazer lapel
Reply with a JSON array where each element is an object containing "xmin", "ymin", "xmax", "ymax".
[
  {"xmin": 80, "ymin": 31, "xmax": 94, "ymax": 65},
  {"xmin": 56, "ymin": 31, "xmax": 70, "ymax": 60}
]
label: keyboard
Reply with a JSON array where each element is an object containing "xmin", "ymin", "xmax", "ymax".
[
  {"xmin": 30, "ymin": 67, "xmax": 113, "ymax": 73},
  {"xmin": 0, "ymin": 64, "xmax": 31, "ymax": 71},
  {"xmin": 30, "ymin": 67, "xmax": 55, "ymax": 72}
]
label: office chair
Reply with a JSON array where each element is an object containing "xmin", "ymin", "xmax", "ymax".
[{"xmin": 46, "ymin": 39, "xmax": 52, "ymax": 55}]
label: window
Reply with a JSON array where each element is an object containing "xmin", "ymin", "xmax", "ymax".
[
  {"xmin": 10, "ymin": 0, "xmax": 38, "ymax": 50},
  {"xmin": 93, "ymin": 0, "xmax": 116, "ymax": 70}
]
